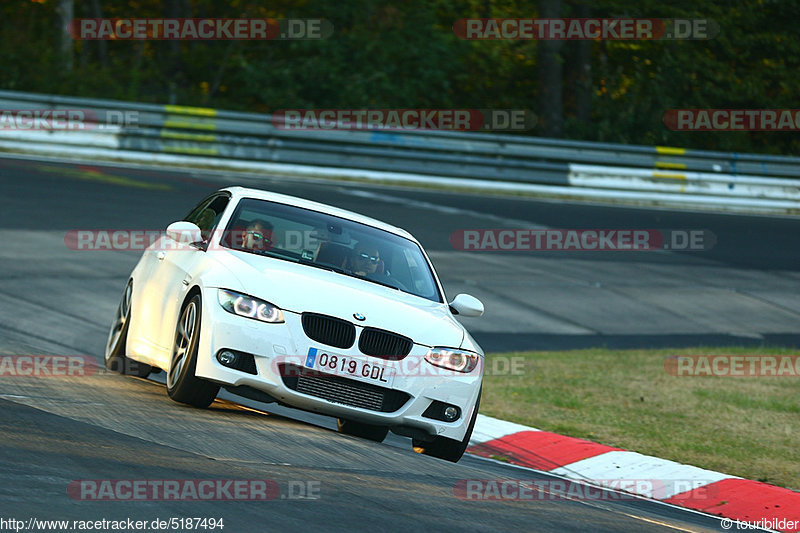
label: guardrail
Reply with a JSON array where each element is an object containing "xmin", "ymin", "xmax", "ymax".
[{"xmin": 0, "ymin": 90, "xmax": 798, "ymax": 213}]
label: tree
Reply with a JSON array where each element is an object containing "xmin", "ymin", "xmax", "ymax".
[
  {"xmin": 537, "ymin": 0, "xmax": 564, "ymax": 137},
  {"xmin": 55, "ymin": 0, "xmax": 73, "ymax": 72}
]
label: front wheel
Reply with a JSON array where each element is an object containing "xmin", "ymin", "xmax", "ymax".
[
  {"xmin": 413, "ymin": 389, "xmax": 481, "ymax": 463},
  {"xmin": 104, "ymin": 280, "xmax": 152, "ymax": 377},
  {"xmin": 166, "ymin": 295, "xmax": 219, "ymax": 408},
  {"xmin": 337, "ymin": 418, "xmax": 389, "ymax": 442}
]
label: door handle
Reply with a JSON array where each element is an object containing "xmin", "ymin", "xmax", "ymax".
[{"xmin": 157, "ymin": 251, "xmax": 166, "ymax": 261}]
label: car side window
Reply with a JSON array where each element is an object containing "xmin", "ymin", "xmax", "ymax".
[
  {"xmin": 184, "ymin": 194, "xmax": 230, "ymax": 242},
  {"xmin": 183, "ymin": 196, "xmax": 214, "ymax": 224}
]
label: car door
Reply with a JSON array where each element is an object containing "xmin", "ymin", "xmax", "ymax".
[
  {"xmin": 149, "ymin": 193, "xmax": 231, "ymax": 357},
  {"xmin": 131, "ymin": 194, "xmax": 217, "ymax": 356}
]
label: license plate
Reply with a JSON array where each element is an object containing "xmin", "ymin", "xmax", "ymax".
[{"xmin": 304, "ymin": 347, "xmax": 395, "ymax": 387}]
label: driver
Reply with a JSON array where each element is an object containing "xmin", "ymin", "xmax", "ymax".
[
  {"xmin": 349, "ymin": 243, "xmax": 380, "ymax": 276},
  {"xmin": 237, "ymin": 219, "xmax": 273, "ymax": 251}
]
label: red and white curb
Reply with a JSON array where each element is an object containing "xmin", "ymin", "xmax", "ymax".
[{"xmin": 468, "ymin": 414, "xmax": 800, "ymax": 532}]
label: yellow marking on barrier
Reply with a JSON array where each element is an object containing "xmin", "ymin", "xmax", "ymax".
[
  {"xmin": 160, "ymin": 130, "xmax": 217, "ymax": 143},
  {"xmin": 164, "ymin": 119, "xmax": 217, "ymax": 131},
  {"xmin": 652, "ymin": 171, "xmax": 687, "ymax": 180},
  {"xmin": 656, "ymin": 146, "xmax": 686, "ymax": 155},
  {"xmin": 163, "ymin": 145, "xmax": 219, "ymax": 156},
  {"xmin": 164, "ymin": 105, "xmax": 217, "ymax": 117},
  {"xmin": 35, "ymin": 165, "xmax": 172, "ymax": 190},
  {"xmin": 655, "ymin": 161, "xmax": 687, "ymax": 170}
]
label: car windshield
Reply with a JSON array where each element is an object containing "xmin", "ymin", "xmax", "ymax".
[{"xmin": 221, "ymin": 198, "xmax": 443, "ymax": 303}]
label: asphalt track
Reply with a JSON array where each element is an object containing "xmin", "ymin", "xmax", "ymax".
[{"xmin": 2, "ymin": 155, "xmax": 795, "ymax": 532}]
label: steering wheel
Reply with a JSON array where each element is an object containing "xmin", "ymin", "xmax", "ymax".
[{"xmin": 366, "ymin": 271, "xmax": 409, "ymax": 292}]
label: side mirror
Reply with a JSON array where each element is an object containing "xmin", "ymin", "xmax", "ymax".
[
  {"xmin": 449, "ymin": 293, "xmax": 484, "ymax": 317},
  {"xmin": 166, "ymin": 221, "xmax": 203, "ymax": 245}
]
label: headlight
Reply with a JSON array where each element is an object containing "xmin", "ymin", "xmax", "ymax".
[
  {"xmin": 217, "ymin": 289, "xmax": 284, "ymax": 323},
  {"xmin": 424, "ymin": 347, "xmax": 481, "ymax": 373}
]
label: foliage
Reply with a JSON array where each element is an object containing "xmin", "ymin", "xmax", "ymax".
[{"xmin": 3, "ymin": 0, "xmax": 798, "ymax": 154}]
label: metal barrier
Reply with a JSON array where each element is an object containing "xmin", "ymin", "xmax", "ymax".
[{"xmin": 0, "ymin": 90, "xmax": 798, "ymax": 211}]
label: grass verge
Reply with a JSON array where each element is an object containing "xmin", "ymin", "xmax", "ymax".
[{"xmin": 481, "ymin": 346, "xmax": 800, "ymax": 490}]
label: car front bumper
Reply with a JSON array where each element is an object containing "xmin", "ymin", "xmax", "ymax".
[{"xmin": 194, "ymin": 288, "xmax": 483, "ymax": 442}]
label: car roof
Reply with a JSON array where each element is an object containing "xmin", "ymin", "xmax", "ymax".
[{"xmin": 221, "ymin": 186, "xmax": 416, "ymax": 242}]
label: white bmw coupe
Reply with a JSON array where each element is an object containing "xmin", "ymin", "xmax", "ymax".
[{"xmin": 105, "ymin": 186, "xmax": 485, "ymax": 462}]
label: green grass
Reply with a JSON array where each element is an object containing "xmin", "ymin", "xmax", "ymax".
[{"xmin": 481, "ymin": 346, "xmax": 800, "ymax": 490}]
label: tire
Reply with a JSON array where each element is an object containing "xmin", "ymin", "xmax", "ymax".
[
  {"xmin": 104, "ymin": 280, "xmax": 152, "ymax": 378},
  {"xmin": 166, "ymin": 294, "xmax": 219, "ymax": 408},
  {"xmin": 413, "ymin": 388, "xmax": 481, "ymax": 463},
  {"xmin": 337, "ymin": 418, "xmax": 389, "ymax": 442}
]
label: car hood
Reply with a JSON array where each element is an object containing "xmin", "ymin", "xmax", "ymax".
[{"xmin": 211, "ymin": 250, "xmax": 465, "ymax": 348}]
